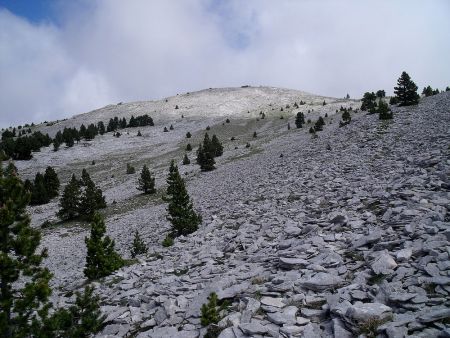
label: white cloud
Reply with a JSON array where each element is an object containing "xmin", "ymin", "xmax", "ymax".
[{"xmin": 0, "ymin": 0, "xmax": 449, "ymax": 128}]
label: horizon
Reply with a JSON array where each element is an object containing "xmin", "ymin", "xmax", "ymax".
[{"xmin": 1, "ymin": 0, "xmax": 449, "ymax": 128}]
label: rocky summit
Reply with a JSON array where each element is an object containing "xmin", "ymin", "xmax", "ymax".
[{"xmin": 10, "ymin": 88, "xmax": 450, "ymax": 337}]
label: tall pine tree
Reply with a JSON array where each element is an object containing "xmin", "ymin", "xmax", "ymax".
[
  {"xmin": 0, "ymin": 162, "xmax": 52, "ymax": 337},
  {"xmin": 166, "ymin": 161, "xmax": 201, "ymax": 237},
  {"xmin": 58, "ymin": 174, "xmax": 81, "ymax": 220},
  {"xmin": 295, "ymin": 112, "xmax": 305, "ymax": 128},
  {"xmin": 84, "ymin": 213, "xmax": 124, "ymax": 280},
  {"xmin": 394, "ymin": 71, "xmax": 419, "ymax": 106},
  {"xmin": 44, "ymin": 166, "xmax": 60, "ymax": 199},
  {"xmin": 211, "ymin": 135, "xmax": 223, "ymax": 157},
  {"xmin": 30, "ymin": 172, "xmax": 50, "ymax": 206},
  {"xmin": 137, "ymin": 165, "xmax": 156, "ymax": 194}
]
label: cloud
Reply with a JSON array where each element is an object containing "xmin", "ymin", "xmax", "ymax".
[{"xmin": 0, "ymin": 0, "xmax": 449, "ymax": 128}]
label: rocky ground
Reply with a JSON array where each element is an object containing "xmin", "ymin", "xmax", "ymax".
[{"xmin": 17, "ymin": 88, "xmax": 450, "ymax": 337}]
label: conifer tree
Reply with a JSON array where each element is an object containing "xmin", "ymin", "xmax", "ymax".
[
  {"xmin": 53, "ymin": 139, "xmax": 60, "ymax": 152},
  {"xmin": 165, "ymin": 160, "xmax": 179, "ymax": 202},
  {"xmin": 196, "ymin": 144, "xmax": 215, "ymax": 171},
  {"xmin": 186, "ymin": 143, "xmax": 192, "ymax": 151},
  {"xmin": 84, "ymin": 213, "xmax": 124, "ymax": 280},
  {"xmin": 182, "ymin": 154, "xmax": 190, "ymax": 165},
  {"xmin": 0, "ymin": 162, "xmax": 52, "ymax": 337},
  {"xmin": 44, "ymin": 166, "xmax": 60, "ymax": 198},
  {"xmin": 97, "ymin": 121, "xmax": 106, "ymax": 135},
  {"xmin": 55, "ymin": 286, "xmax": 106, "ymax": 337},
  {"xmin": 295, "ymin": 112, "xmax": 305, "ymax": 128},
  {"xmin": 394, "ymin": 71, "xmax": 419, "ymax": 106},
  {"xmin": 166, "ymin": 162, "xmax": 201, "ymax": 237},
  {"xmin": 200, "ymin": 293, "xmax": 220, "ymax": 327},
  {"xmin": 130, "ymin": 230, "xmax": 148, "ymax": 258},
  {"xmin": 211, "ymin": 135, "xmax": 223, "ymax": 157},
  {"xmin": 58, "ymin": 174, "xmax": 81, "ymax": 220},
  {"xmin": 78, "ymin": 169, "xmax": 106, "ymax": 219},
  {"xmin": 30, "ymin": 172, "xmax": 50, "ymax": 206},
  {"xmin": 137, "ymin": 165, "xmax": 156, "ymax": 194},
  {"xmin": 314, "ymin": 116, "xmax": 325, "ymax": 132},
  {"xmin": 361, "ymin": 92, "xmax": 377, "ymax": 112},
  {"xmin": 186, "ymin": 132, "xmax": 192, "ymax": 138},
  {"xmin": 378, "ymin": 100, "xmax": 393, "ymax": 120}
]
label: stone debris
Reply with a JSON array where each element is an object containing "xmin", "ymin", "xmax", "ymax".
[{"xmin": 22, "ymin": 91, "xmax": 450, "ymax": 337}]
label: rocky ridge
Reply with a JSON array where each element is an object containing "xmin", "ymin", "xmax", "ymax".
[{"xmin": 63, "ymin": 92, "xmax": 450, "ymax": 337}]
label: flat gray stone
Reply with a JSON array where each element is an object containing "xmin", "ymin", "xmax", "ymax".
[
  {"xmin": 260, "ymin": 297, "xmax": 285, "ymax": 308},
  {"xmin": 418, "ymin": 307, "xmax": 450, "ymax": 323},
  {"xmin": 239, "ymin": 322, "xmax": 268, "ymax": 335},
  {"xmin": 300, "ymin": 272, "xmax": 344, "ymax": 291},
  {"xmin": 345, "ymin": 302, "xmax": 393, "ymax": 323},
  {"xmin": 371, "ymin": 251, "xmax": 397, "ymax": 275}
]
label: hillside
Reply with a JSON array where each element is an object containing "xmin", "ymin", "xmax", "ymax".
[{"xmin": 11, "ymin": 88, "xmax": 450, "ymax": 337}]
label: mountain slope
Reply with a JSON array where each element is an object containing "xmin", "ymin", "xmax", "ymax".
[{"xmin": 17, "ymin": 89, "xmax": 450, "ymax": 337}]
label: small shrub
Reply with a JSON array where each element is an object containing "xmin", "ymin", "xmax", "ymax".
[
  {"xmin": 186, "ymin": 132, "xmax": 192, "ymax": 138},
  {"xmin": 225, "ymin": 118, "xmax": 230, "ymax": 123},
  {"xmin": 40, "ymin": 220, "xmax": 53, "ymax": 229},
  {"xmin": 186, "ymin": 143, "xmax": 192, "ymax": 151},
  {"xmin": 126, "ymin": 163, "xmax": 136, "ymax": 174},
  {"xmin": 245, "ymin": 143, "xmax": 250, "ymax": 148},
  {"xmin": 163, "ymin": 127, "xmax": 168, "ymax": 132},
  {"xmin": 169, "ymin": 124, "xmax": 174, "ymax": 130},
  {"xmin": 253, "ymin": 132, "xmax": 257, "ymax": 138},
  {"xmin": 162, "ymin": 235, "xmax": 174, "ymax": 247},
  {"xmin": 201, "ymin": 293, "xmax": 220, "ymax": 326},
  {"xmin": 206, "ymin": 126, "xmax": 210, "ymax": 130},
  {"xmin": 130, "ymin": 230, "xmax": 148, "ymax": 258}
]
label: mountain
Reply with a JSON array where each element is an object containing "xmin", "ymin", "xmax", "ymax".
[{"xmin": 12, "ymin": 88, "xmax": 450, "ymax": 337}]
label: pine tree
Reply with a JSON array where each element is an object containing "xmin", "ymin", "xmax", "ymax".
[
  {"xmin": 84, "ymin": 213, "xmax": 124, "ymax": 280},
  {"xmin": 97, "ymin": 121, "xmax": 106, "ymax": 135},
  {"xmin": 182, "ymin": 154, "xmax": 190, "ymax": 165},
  {"xmin": 394, "ymin": 71, "xmax": 419, "ymax": 106},
  {"xmin": 130, "ymin": 230, "xmax": 148, "ymax": 258},
  {"xmin": 57, "ymin": 286, "xmax": 106, "ymax": 337},
  {"xmin": 295, "ymin": 112, "xmax": 305, "ymax": 128},
  {"xmin": 186, "ymin": 132, "xmax": 192, "ymax": 138},
  {"xmin": 200, "ymin": 293, "xmax": 220, "ymax": 326},
  {"xmin": 0, "ymin": 162, "xmax": 53, "ymax": 337},
  {"xmin": 342, "ymin": 109, "xmax": 351, "ymax": 123},
  {"xmin": 253, "ymin": 131, "xmax": 257, "ymax": 138},
  {"xmin": 166, "ymin": 160, "xmax": 178, "ymax": 198},
  {"xmin": 166, "ymin": 162, "xmax": 201, "ymax": 237},
  {"xmin": 378, "ymin": 100, "xmax": 393, "ymax": 120},
  {"xmin": 137, "ymin": 165, "xmax": 156, "ymax": 194},
  {"xmin": 314, "ymin": 116, "xmax": 325, "ymax": 132},
  {"xmin": 361, "ymin": 92, "xmax": 377, "ymax": 112},
  {"xmin": 30, "ymin": 172, "xmax": 50, "ymax": 206},
  {"xmin": 376, "ymin": 90, "xmax": 386, "ymax": 98},
  {"xmin": 196, "ymin": 143, "xmax": 215, "ymax": 171},
  {"xmin": 211, "ymin": 135, "xmax": 223, "ymax": 157},
  {"xmin": 58, "ymin": 174, "xmax": 81, "ymax": 220},
  {"xmin": 78, "ymin": 169, "xmax": 106, "ymax": 219},
  {"xmin": 44, "ymin": 166, "xmax": 60, "ymax": 199},
  {"xmin": 53, "ymin": 139, "xmax": 60, "ymax": 152},
  {"xmin": 186, "ymin": 143, "xmax": 192, "ymax": 151}
]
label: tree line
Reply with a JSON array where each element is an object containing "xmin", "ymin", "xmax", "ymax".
[{"xmin": 0, "ymin": 114, "xmax": 154, "ymax": 161}]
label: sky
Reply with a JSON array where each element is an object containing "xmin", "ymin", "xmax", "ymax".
[{"xmin": 0, "ymin": 0, "xmax": 449, "ymax": 128}]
